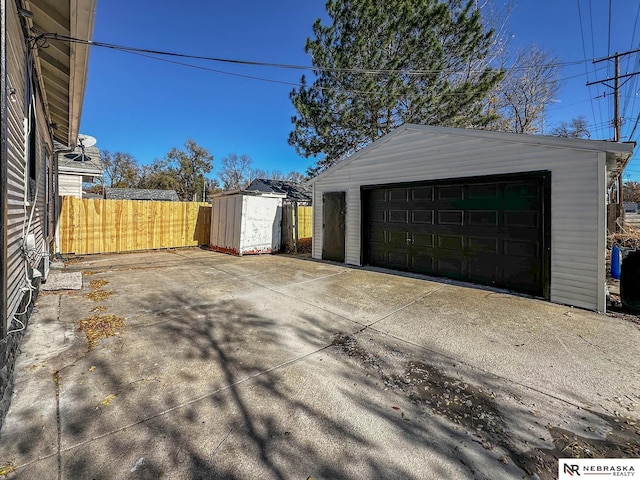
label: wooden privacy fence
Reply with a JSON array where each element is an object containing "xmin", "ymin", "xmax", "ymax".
[
  {"xmin": 281, "ymin": 203, "xmax": 313, "ymax": 252},
  {"xmin": 58, "ymin": 197, "xmax": 211, "ymax": 254}
]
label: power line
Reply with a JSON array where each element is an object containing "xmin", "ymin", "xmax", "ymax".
[
  {"xmin": 36, "ymin": 32, "xmax": 586, "ymax": 76},
  {"xmin": 577, "ymin": 0, "xmax": 604, "ymax": 138},
  {"xmin": 587, "ymin": 0, "xmax": 606, "ymax": 137},
  {"xmin": 607, "ymin": 0, "xmax": 612, "ymax": 56}
]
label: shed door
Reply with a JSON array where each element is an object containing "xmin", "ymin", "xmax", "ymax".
[
  {"xmin": 322, "ymin": 192, "xmax": 346, "ymax": 262},
  {"xmin": 363, "ymin": 174, "xmax": 549, "ymax": 297}
]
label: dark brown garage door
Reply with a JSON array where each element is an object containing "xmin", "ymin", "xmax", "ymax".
[{"xmin": 362, "ymin": 173, "xmax": 550, "ymax": 297}]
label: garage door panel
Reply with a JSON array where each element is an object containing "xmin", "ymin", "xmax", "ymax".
[
  {"xmin": 369, "ymin": 210, "xmax": 386, "ymax": 222},
  {"xmin": 468, "ymin": 258, "xmax": 500, "ymax": 283},
  {"xmin": 388, "ymin": 230, "xmax": 407, "ymax": 245},
  {"xmin": 388, "ymin": 251, "xmax": 410, "ymax": 268},
  {"xmin": 412, "ymin": 254, "xmax": 436, "ymax": 273},
  {"xmin": 413, "ymin": 233, "xmax": 434, "ymax": 248},
  {"xmin": 468, "ymin": 184, "xmax": 499, "ymax": 199},
  {"xmin": 437, "ymin": 257, "xmax": 465, "ymax": 277},
  {"xmin": 468, "ymin": 237, "xmax": 499, "ymax": 254},
  {"xmin": 388, "ymin": 210, "xmax": 409, "ymax": 223},
  {"xmin": 438, "ymin": 234, "xmax": 464, "ymax": 251},
  {"xmin": 411, "ymin": 187, "xmax": 434, "ymax": 201},
  {"xmin": 504, "ymin": 239, "xmax": 539, "ymax": 257},
  {"xmin": 438, "ymin": 210, "xmax": 464, "ymax": 225},
  {"xmin": 468, "ymin": 210, "xmax": 499, "ymax": 226},
  {"xmin": 504, "ymin": 210, "xmax": 539, "ymax": 227},
  {"xmin": 412, "ymin": 210, "xmax": 434, "ymax": 224},
  {"xmin": 438, "ymin": 186, "xmax": 464, "ymax": 200},
  {"xmin": 389, "ymin": 189, "xmax": 408, "ymax": 201},
  {"xmin": 503, "ymin": 259, "xmax": 540, "ymax": 287},
  {"xmin": 363, "ymin": 173, "xmax": 548, "ymax": 297}
]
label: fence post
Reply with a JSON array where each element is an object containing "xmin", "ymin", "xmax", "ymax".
[{"xmin": 293, "ymin": 201, "xmax": 299, "ymax": 254}]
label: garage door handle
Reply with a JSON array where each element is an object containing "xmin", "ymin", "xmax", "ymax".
[{"xmin": 406, "ymin": 232, "xmax": 413, "ymax": 244}]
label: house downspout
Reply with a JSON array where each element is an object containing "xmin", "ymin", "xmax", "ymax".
[
  {"xmin": 52, "ymin": 144, "xmax": 75, "ymax": 256},
  {"xmin": 0, "ymin": 0, "xmax": 8, "ymax": 337}
]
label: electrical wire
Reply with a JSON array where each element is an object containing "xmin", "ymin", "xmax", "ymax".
[
  {"xmin": 577, "ymin": 0, "xmax": 605, "ymax": 139},
  {"xmin": 37, "ymin": 31, "xmax": 586, "ymax": 77},
  {"xmin": 607, "ymin": 0, "xmax": 612, "ymax": 57},
  {"xmin": 587, "ymin": 0, "xmax": 607, "ymax": 137}
]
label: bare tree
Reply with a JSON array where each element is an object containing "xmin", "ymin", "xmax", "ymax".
[
  {"xmin": 486, "ymin": 46, "xmax": 561, "ymax": 134},
  {"xmin": 218, "ymin": 154, "xmax": 253, "ymax": 190},
  {"xmin": 284, "ymin": 171, "xmax": 306, "ymax": 184},
  {"xmin": 101, "ymin": 150, "xmax": 140, "ymax": 187},
  {"xmin": 623, "ymin": 181, "xmax": 640, "ymax": 203},
  {"xmin": 550, "ymin": 116, "xmax": 590, "ymax": 138}
]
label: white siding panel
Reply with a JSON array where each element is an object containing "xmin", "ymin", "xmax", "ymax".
[
  {"xmin": 313, "ymin": 128, "xmax": 606, "ymax": 310},
  {"xmin": 58, "ymin": 174, "xmax": 82, "ymax": 197},
  {"xmin": 312, "ymin": 188, "xmax": 322, "ymax": 259},
  {"xmin": 345, "ymin": 188, "xmax": 361, "ymax": 265}
]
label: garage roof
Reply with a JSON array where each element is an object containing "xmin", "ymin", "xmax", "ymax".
[
  {"xmin": 309, "ymin": 124, "xmax": 635, "ymax": 188},
  {"xmin": 23, "ymin": 0, "xmax": 96, "ymax": 147}
]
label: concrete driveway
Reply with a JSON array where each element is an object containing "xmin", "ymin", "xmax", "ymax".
[{"xmin": 0, "ymin": 249, "xmax": 638, "ymax": 479}]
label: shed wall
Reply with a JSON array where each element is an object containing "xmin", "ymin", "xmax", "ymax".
[
  {"xmin": 239, "ymin": 196, "xmax": 282, "ymax": 254},
  {"xmin": 312, "ymin": 128, "xmax": 605, "ymax": 311},
  {"xmin": 210, "ymin": 195, "xmax": 242, "ymax": 254}
]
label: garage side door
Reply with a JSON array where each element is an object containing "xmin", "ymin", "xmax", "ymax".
[{"xmin": 363, "ymin": 174, "xmax": 549, "ymax": 297}]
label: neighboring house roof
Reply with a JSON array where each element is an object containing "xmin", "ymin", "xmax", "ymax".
[
  {"xmin": 57, "ymin": 142, "xmax": 103, "ymax": 177},
  {"xmin": 104, "ymin": 188, "xmax": 180, "ymax": 201},
  {"xmin": 83, "ymin": 192, "xmax": 103, "ymax": 199},
  {"xmin": 246, "ymin": 179, "xmax": 312, "ymax": 203},
  {"xmin": 29, "ymin": 0, "xmax": 97, "ymax": 146},
  {"xmin": 308, "ymin": 124, "xmax": 635, "ymax": 188}
]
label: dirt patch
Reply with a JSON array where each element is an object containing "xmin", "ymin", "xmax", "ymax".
[
  {"xmin": 83, "ymin": 290, "xmax": 115, "ymax": 301},
  {"xmin": 76, "ymin": 314, "xmax": 124, "ymax": 350},
  {"xmin": 530, "ymin": 416, "xmax": 640, "ymax": 480},
  {"xmin": 386, "ymin": 361, "xmax": 505, "ymax": 435},
  {"xmin": 282, "ymin": 237, "xmax": 312, "ymax": 254},
  {"xmin": 88, "ymin": 279, "xmax": 109, "ymax": 289},
  {"xmin": 331, "ymin": 333, "xmax": 640, "ymax": 480},
  {"xmin": 82, "ymin": 270, "xmax": 105, "ymax": 276}
]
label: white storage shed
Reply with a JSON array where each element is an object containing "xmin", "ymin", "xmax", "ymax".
[
  {"xmin": 309, "ymin": 124, "xmax": 634, "ymax": 312},
  {"xmin": 210, "ymin": 191, "xmax": 285, "ymax": 255}
]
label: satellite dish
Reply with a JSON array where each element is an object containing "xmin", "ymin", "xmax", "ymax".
[{"xmin": 77, "ymin": 134, "xmax": 97, "ymax": 148}]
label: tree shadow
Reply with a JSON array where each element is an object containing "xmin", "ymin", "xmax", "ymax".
[{"xmin": 3, "ymin": 251, "xmax": 638, "ymax": 480}]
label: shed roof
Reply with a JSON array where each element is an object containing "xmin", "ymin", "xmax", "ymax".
[
  {"xmin": 308, "ymin": 124, "xmax": 635, "ymax": 188},
  {"xmin": 104, "ymin": 188, "xmax": 180, "ymax": 201},
  {"xmin": 246, "ymin": 179, "xmax": 312, "ymax": 203}
]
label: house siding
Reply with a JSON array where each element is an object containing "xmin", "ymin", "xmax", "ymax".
[
  {"xmin": 1, "ymin": 0, "xmax": 56, "ymax": 430},
  {"xmin": 6, "ymin": 0, "xmax": 29, "ymax": 326},
  {"xmin": 312, "ymin": 127, "xmax": 610, "ymax": 311},
  {"xmin": 59, "ymin": 174, "xmax": 82, "ymax": 197}
]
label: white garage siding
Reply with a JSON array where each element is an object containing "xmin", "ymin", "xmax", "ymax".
[{"xmin": 310, "ymin": 125, "xmax": 631, "ymax": 311}]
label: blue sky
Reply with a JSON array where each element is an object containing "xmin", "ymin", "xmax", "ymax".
[{"xmin": 79, "ymin": 1, "xmax": 640, "ymax": 181}]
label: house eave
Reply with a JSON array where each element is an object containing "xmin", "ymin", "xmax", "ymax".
[{"xmin": 26, "ymin": 0, "xmax": 96, "ymax": 146}]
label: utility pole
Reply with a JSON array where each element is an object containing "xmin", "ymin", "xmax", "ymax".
[{"xmin": 587, "ymin": 48, "xmax": 640, "ymax": 231}]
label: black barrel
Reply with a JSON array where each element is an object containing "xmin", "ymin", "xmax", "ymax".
[{"xmin": 621, "ymin": 250, "xmax": 640, "ymax": 312}]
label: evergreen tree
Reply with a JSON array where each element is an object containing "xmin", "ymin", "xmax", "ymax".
[{"xmin": 289, "ymin": 0, "xmax": 504, "ymax": 175}]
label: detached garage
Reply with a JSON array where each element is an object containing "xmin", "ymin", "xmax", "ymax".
[{"xmin": 309, "ymin": 124, "xmax": 634, "ymax": 311}]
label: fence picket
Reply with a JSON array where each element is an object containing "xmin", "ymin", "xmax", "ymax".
[{"xmin": 58, "ymin": 197, "xmax": 211, "ymax": 254}]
